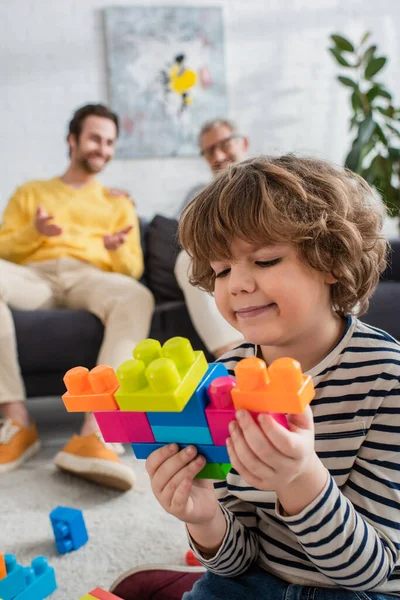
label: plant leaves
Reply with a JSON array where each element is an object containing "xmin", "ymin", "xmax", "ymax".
[
  {"xmin": 360, "ymin": 32, "xmax": 370, "ymax": 45},
  {"xmin": 377, "ymin": 105, "xmax": 395, "ymax": 118},
  {"xmin": 337, "ymin": 76, "xmax": 357, "ymax": 88},
  {"xmin": 358, "ymin": 115, "xmax": 376, "ymax": 145},
  {"xmin": 363, "ymin": 45, "xmax": 377, "ymax": 65},
  {"xmin": 331, "ymin": 34, "xmax": 355, "ymax": 52},
  {"xmin": 365, "ymin": 56, "xmax": 387, "ymax": 79},
  {"xmin": 387, "ymin": 124, "xmax": 400, "ymax": 138},
  {"xmin": 366, "ymin": 85, "xmax": 391, "ymax": 103},
  {"xmin": 329, "ymin": 47, "xmax": 352, "ymax": 67},
  {"xmin": 351, "ymin": 90, "xmax": 364, "ymax": 113},
  {"xmin": 374, "ymin": 123, "xmax": 388, "ymax": 145},
  {"xmin": 388, "ymin": 147, "xmax": 400, "ymax": 160}
]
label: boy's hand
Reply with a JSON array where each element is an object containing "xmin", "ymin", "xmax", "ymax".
[
  {"xmin": 227, "ymin": 405, "xmax": 323, "ymax": 493},
  {"xmin": 103, "ymin": 225, "xmax": 133, "ymax": 251},
  {"xmin": 146, "ymin": 444, "xmax": 220, "ymax": 525}
]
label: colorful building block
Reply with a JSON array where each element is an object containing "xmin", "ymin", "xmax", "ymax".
[
  {"xmin": 50, "ymin": 506, "xmax": 88, "ymax": 554},
  {"xmin": 151, "ymin": 425, "xmax": 213, "ymax": 445},
  {"xmin": 115, "ymin": 338, "xmax": 208, "ymax": 412},
  {"xmin": 232, "ymin": 357, "xmax": 314, "ymax": 413},
  {"xmin": 13, "ymin": 557, "xmax": 56, "ymax": 600},
  {"xmin": 63, "ymin": 365, "xmax": 119, "ymax": 412},
  {"xmin": 197, "ymin": 462, "xmax": 231, "ymax": 479},
  {"xmin": 206, "ymin": 375, "xmax": 289, "ymax": 445},
  {"xmin": 0, "ymin": 555, "xmax": 25, "ymax": 600},
  {"xmin": 0, "ymin": 554, "xmax": 5, "ymax": 580},
  {"xmin": 131, "ymin": 442, "xmax": 229, "ymax": 464},
  {"xmin": 87, "ymin": 587, "xmax": 123, "ymax": 599},
  {"xmin": 131, "ymin": 442, "xmax": 164, "ymax": 459},
  {"xmin": 93, "ymin": 410, "xmax": 155, "ymax": 443},
  {"xmin": 62, "ymin": 337, "xmax": 314, "ymax": 479},
  {"xmin": 147, "ymin": 363, "xmax": 229, "ymax": 427}
]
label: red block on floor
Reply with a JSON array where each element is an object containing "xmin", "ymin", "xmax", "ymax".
[{"xmin": 89, "ymin": 587, "xmax": 123, "ymax": 599}]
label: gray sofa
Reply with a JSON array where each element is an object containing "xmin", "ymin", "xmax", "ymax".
[{"xmin": 11, "ymin": 217, "xmax": 399, "ymax": 399}]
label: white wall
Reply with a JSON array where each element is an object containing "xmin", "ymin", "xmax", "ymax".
[{"xmin": 1, "ymin": 0, "xmax": 400, "ymax": 219}]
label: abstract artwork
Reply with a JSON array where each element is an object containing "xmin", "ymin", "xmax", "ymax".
[{"xmin": 104, "ymin": 6, "xmax": 227, "ymax": 158}]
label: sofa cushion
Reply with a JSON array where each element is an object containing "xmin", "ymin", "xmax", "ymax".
[
  {"xmin": 144, "ymin": 214, "xmax": 184, "ymax": 303},
  {"xmin": 13, "ymin": 309, "xmax": 103, "ymax": 373}
]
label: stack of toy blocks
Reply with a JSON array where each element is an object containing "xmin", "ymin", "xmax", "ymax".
[
  {"xmin": 62, "ymin": 337, "xmax": 314, "ymax": 479},
  {"xmin": 49, "ymin": 506, "xmax": 88, "ymax": 554},
  {"xmin": 0, "ymin": 552, "xmax": 56, "ymax": 600},
  {"xmin": 79, "ymin": 587, "xmax": 122, "ymax": 599}
]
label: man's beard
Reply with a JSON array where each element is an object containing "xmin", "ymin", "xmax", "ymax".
[{"xmin": 79, "ymin": 154, "xmax": 109, "ymax": 174}]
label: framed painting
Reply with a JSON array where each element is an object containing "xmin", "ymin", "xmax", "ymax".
[{"xmin": 104, "ymin": 6, "xmax": 227, "ymax": 158}]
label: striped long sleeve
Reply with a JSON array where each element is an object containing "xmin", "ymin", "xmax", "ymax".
[
  {"xmin": 188, "ymin": 484, "xmax": 259, "ymax": 576},
  {"xmin": 187, "ymin": 319, "xmax": 400, "ymax": 593}
]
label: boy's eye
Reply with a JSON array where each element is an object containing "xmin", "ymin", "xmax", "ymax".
[
  {"xmin": 256, "ymin": 258, "xmax": 282, "ymax": 268},
  {"xmin": 215, "ymin": 268, "xmax": 231, "ymax": 279}
]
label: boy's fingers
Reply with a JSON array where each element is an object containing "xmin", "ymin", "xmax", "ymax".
[
  {"xmin": 170, "ymin": 477, "xmax": 192, "ymax": 513},
  {"xmin": 227, "ymin": 438, "xmax": 264, "ymax": 489},
  {"xmin": 286, "ymin": 405, "xmax": 314, "ymax": 432},
  {"xmin": 151, "ymin": 445, "xmax": 199, "ymax": 495},
  {"xmin": 145, "ymin": 443, "xmax": 178, "ymax": 478},
  {"xmin": 165, "ymin": 456, "xmax": 205, "ymax": 509}
]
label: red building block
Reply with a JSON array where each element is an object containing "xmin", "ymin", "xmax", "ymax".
[{"xmin": 89, "ymin": 587, "xmax": 123, "ymax": 599}]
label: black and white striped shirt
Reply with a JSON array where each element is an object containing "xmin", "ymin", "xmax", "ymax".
[{"xmin": 190, "ymin": 317, "xmax": 400, "ymax": 593}]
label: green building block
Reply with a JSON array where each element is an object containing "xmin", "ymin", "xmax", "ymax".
[{"xmin": 196, "ymin": 463, "xmax": 231, "ymax": 479}]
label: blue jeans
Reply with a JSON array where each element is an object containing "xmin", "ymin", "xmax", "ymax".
[{"xmin": 182, "ymin": 564, "xmax": 393, "ymax": 600}]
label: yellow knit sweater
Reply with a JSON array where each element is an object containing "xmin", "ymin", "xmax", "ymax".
[{"xmin": 0, "ymin": 178, "xmax": 144, "ymax": 279}]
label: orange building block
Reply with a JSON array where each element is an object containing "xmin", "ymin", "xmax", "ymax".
[
  {"xmin": 62, "ymin": 365, "xmax": 119, "ymax": 412},
  {"xmin": 0, "ymin": 552, "xmax": 6, "ymax": 580},
  {"xmin": 232, "ymin": 357, "xmax": 314, "ymax": 414}
]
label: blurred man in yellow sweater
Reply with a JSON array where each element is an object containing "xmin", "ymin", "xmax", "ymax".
[{"xmin": 0, "ymin": 104, "xmax": 154, "ymax": 491}]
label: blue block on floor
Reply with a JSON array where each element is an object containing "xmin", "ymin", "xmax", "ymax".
[
  {"xmin": 152, "ymin": 425, "xmax": 213, "ymax": 444},
  {"xmin": 49, "ymin": 506, "xmax": 88, "ymax": 554},
  {"xmin": 147, "ymin": 363, "xmax": 228, "ymax": 427},
  {"xmin": 0, "ymin": 555, "xmax": 25, "ymax": 600},
  {"xmin": 13, "ymin": 556, "xmax": 56, "ymax": 600},
  {"xmin": 132, "ymin": 441, "xmax": 229, "ymax": 463}
]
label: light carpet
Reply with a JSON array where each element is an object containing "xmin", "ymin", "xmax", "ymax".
[{"xmin": 0, "ymin": 397, "xmax": 190, "ymax": 600}]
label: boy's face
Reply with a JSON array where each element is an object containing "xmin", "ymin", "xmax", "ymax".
[{"xmin": 210, "ymin": 238, "xmax": 337, "ymax": 350}]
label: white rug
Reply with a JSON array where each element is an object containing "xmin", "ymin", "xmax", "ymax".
[{"xmin": 1, "ymin": 400, "xmax": 190, "ymax": 600}]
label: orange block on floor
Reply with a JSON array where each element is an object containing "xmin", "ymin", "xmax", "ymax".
[
  {"xmin": 62, "ymin": 365, "xmax": 119, "ymax": 412},
  {"xmin": 232, "ymin": 356, "xmax": 314, "ymax": 414},
  {"xmin": 0, "ymin": 552, "xmax": 6, "ymax": 580}
]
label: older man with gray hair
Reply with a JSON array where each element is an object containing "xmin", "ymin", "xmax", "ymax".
[{"xmin": 174, "ymin": 118, "xmax": 249, "ymax": 358}]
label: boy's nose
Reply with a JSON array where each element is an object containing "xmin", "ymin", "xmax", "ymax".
[{"xmin": 228, "ymin": 271, "xmax": 257, "ymax": 295}]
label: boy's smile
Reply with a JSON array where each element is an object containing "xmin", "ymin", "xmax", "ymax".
[{"xmin": 211, "ymin": 237, "xmax": 345, "ymax": 371}]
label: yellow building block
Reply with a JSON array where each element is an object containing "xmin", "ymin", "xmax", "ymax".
[
  {"xmin": 78, "ymin": 595, "xmax": 97, "ymax": 600},
  {"xmin": 232, "ymin": 356, "xmax": 314, "ymax": 414},
  {"xmin": 115, "ymin": 337, "xmax": 208, "ymax": 412}
]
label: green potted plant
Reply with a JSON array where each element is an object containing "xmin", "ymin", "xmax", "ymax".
[{"xmin": 329, "ymin": 32, "xmax": 400, "ymax": 217}]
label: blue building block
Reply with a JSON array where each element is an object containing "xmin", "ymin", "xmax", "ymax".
[
  {"xmin": 131, "ymin": 441, "xmax": 229, "ymax": 463},
  {"xmin": 49, "ymin": 506, "xmax": 88, "ymax": 554},
  {"xmin": 0, "ymin": 555, "xmax": 25, "ymax": 600},
  {"xmin": 131, "ymin": 442, "xmax": 164, "ymax": 459},
  {"xmin": 195, "ymin": 444, "xmax": 229, "ymax": 463},
  {"xmin": 152, "ymin": 425, "xmax": 213, "ymax": 445},
  {"xmin": 147, "ymin": 363, "xmax": 229, "ymax": 427},
  {"xmin": 13, "ymin": 556, "xmax": 56, "ymax": 600}
]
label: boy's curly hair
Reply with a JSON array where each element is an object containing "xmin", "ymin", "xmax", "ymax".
[{"xmin": 179, "ymin": 155, "xmax": 388, "ymax": 317}]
